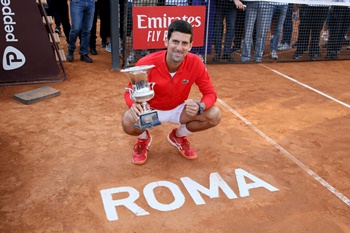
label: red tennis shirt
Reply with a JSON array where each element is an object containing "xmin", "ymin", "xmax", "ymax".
[{"xmin": 124, "ymin": 50, "xmax": 217, "ymax": 111}]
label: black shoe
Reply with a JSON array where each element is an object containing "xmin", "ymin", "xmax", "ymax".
[
  {"xmin": 213, "ymin": 54, "xmax": 220, "ymax": 62},
  {"xmin": 293, "ymin": 52, "xmax": 302, "ymax": 60},
  {"xmin": 66, "ymin": 50, "xmax": 74, "ymax": 62},
  {"xmin": 80, "ymin": 54, "xmax": 93, "ymax": 63},
  {"xmin": 231, "ymin": 46, "xmax": 240, "ymax": 53},
  {"xmin": 309, "ymin": 52, "xmax": 321, "ymax": 61},
  {"xmin": 55, "ymin": 28, "xmax": 61, "ymax": 35},
  {"xmin": 309, "ymin": 54, "xmax": 317, "ymax": 61},
  {"xmin": 222, "ymin": 54, "xmax": 235, "ymax": 62},
  {"xmin": 90, "ymin": 48, "xmax": 97, "ymax": 55},
  {"xmin": 326, "ymin": 51, "xmax": 338, "ymax": 60}
]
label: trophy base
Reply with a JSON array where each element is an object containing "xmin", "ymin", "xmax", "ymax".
[{"xmin": 134, "ymin": 110, "xmax": 161, "ymax": 130}]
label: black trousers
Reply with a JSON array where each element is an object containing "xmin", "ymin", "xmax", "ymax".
[
  {"xmin": 53, "ymin": 0, "xmax": 71, "ymax": 43},
  {"xmin": 327, "ymin": 6, "xmax": 350, "ymax": 52},
  {"xmin": 295, "ymin": 5, "xmax": 329, "ymax": 55}
]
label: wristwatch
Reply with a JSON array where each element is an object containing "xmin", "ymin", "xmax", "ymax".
[{"xmin": 197, "ymin": 102, "xmax": 204, "ymax": 115}]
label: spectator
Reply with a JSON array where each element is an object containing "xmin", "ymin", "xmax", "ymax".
[
  {"xmin": 190, "ymin": 0, "xmax": 216, "ymax": 63},
  {"xmin": 326, "ymin": 6, "xmax": 350, "ymax": 59},
  {"xmin": 231, "ymin": 1, "xmax": 247, "ymax": 54},
  {"xmin": 269, "ymin": 2, "xmax": 288, "ymax": 60},
  {"xmin": 321, "ymin": 9, "xmax": 330, "ymax": 41},
  {"xmin": 99, "ymin": 0, "xmax": 112, "ymax": 53},
  {"xmin": 52, "ymin": 0, "xmax": 71, "ymax": 43},
  {"xmin": 241, "ymin": 1, "xmax": 274, "ymax": 63},
  {"xmin": 89, "ymin": 0, "xmax": 99, "ymax": 55},
  {"xmin": 46, "ymin": 0, "xmax": 63, "ymax": 35},
  {"xmin": 277, "ymin": 4, "xmax": 294, "ymax": 51},
  {"xmin": 66, "ymin": 0, "xmax": 95, "ymax": 63},
  {"xmin": 293, "ymin": 4, "xmax": 329, "ymax": 61},
  {"xmin": 213, "ymin": 0, "xmax": 244, "ymax": 62},
  {"xmin": 126, "ymin": 0, "xmax": 157, "ymax": 65}
]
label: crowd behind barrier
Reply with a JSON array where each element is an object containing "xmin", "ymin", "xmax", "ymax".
[
  {"xmin": 48, "ymin": 0, "xmax": 350, "ymax": 67},
  {"xmin": 117, "ymin": 0, "xmax": 350, "ymax": 66}
]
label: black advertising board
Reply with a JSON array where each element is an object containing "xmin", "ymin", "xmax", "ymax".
[{"xmin": 0, "ymin": 0, "xmax": 61, "ymax": 85}]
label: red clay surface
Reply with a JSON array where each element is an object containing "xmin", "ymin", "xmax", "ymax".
[{"xmin": 1, "ymin": 43, "xmax": 350, "ymax": 232}]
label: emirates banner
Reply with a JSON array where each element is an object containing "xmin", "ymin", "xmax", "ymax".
[
  {"xmin": 132, "ymin": 6, "xmax": 206, "ymax": 50},
  {"xmin": 0, "ymin": 0, "xmax": 60, "ymax": 85}
]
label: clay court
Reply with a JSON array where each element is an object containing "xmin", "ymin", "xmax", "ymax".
[{"xmin": 1, "ymin": 44, "xmax": 350, "ymax": 232}]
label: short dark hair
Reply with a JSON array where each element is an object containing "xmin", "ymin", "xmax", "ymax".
[{"xmin": 167, "ymin": 20, "xmax": 193, "ymax": 42}]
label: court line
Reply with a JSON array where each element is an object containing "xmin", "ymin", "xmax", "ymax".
[
  {"xmin": 217, "ymin": 98, "xmax": 350, "ymax": 207},
  {"xmin": 259, "ymin": 64, "xmax": 350, "ymax": 109}
]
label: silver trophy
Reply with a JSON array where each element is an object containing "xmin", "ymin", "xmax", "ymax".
[{"xmin": 121, "ymin": 65, "xmax": 161, "ymax": 130}]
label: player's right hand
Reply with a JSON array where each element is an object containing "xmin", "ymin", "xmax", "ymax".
[{"xmin": 130, "ymin": 103, "xmax": 142, "ymax": 120}]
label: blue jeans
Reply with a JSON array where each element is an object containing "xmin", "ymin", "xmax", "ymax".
[
  {"xmin": 270, "ymin": 4, "xmax": 288, "ymax": 51},
  {"xmin": 241, "ymin": 1, "xmax": 273, "ymax": 62},
  {"xmin": 280, "ymin": 4, "xmax": 293, "ymax": 45},
  {"xmin": 68, "ymin": 0, "xmax": 95, "ymax": 55},
  {"xmin": 213, "ymin": 2, "xmax": 236, "ymax": 56}
]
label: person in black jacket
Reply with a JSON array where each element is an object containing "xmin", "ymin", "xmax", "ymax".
[{"xmin": 213, "ymin": 0, "xmax": 244, "ymax": 62}]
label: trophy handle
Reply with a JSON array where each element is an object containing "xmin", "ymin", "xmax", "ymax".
[
  {"xmin": 125, "ymin": 87, "xmax": 136, "ymax": 101},
  {"xmin": 125, "ymin": 87, "xmax": 133, "ymax": 94},
  {"xmin": 149, "ymin": 82, "xmax": 156, "ymax": 90}
]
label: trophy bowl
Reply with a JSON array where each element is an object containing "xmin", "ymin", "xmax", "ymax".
[{"xmin": 121, "ymin": 65, "xmax": 161, "ymax": 130}]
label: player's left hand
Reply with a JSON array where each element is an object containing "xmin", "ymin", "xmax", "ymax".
[{"xmin": 184, "ymin": 99, "xmax": 199, "ymax": 117}]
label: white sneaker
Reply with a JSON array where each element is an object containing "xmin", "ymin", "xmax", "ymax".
[
  {"xmin": 277, "ymin": 43, "xmax": 290, "ymax": 51},
  {"xmin": 105, "ymin": 43, "xmax": 111, "ymax": 53},
  {"xmin": 270, "ymin": 50, "xmax": 278, "ymax": 60}
]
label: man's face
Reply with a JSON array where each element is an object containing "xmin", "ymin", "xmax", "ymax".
[{"xmin": 165, "ymin": 31, "xmax": 193, "ymax": 63}]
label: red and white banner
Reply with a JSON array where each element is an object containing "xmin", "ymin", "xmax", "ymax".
[{"xmin": 132, "ymin": 6, "xmax": 206, "ymax": 50}]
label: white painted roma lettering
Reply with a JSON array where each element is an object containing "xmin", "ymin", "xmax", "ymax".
[
  {"xmin": 100, "ymin": 187, "xmax": 149, "ymax": 221},
  {"xmin": 235, "ymin": 168, "xmax": 279, "ymax": 197},
  {"xmin": 144, "ymin": 181, "xmax": 185, "ymax": 211},
  {"xmin": 100, "ymin": 168, "xmax": 279, "ymax": 221},
  {"xmin": 181, "ymin": 172, "xmax": 238, "ymax": 205}
]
